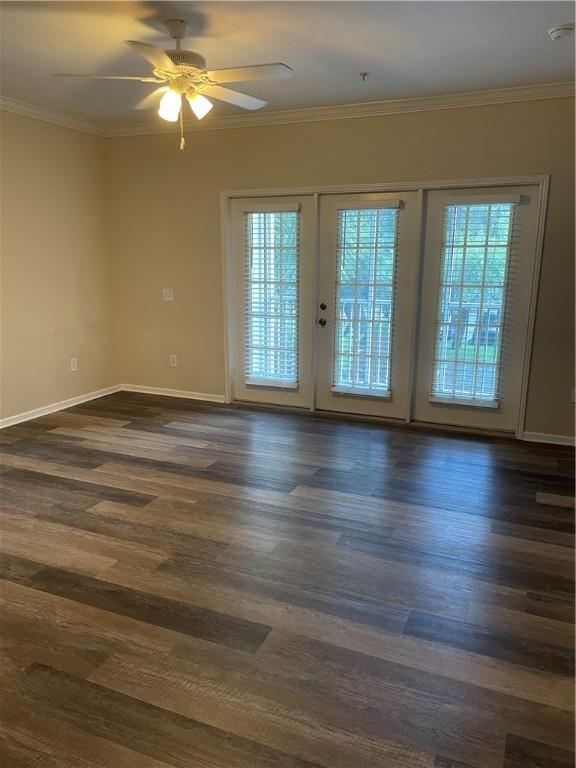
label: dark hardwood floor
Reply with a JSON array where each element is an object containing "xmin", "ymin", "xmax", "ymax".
[{"xmin": 0, "ymin": 391, "xmax": 574, "ymax": 768}]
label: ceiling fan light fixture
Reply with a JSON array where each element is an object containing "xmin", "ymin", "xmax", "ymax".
[
  {"xmin": 58, "ymin": 19, "xmax": 293, "ymax": 149},
  {"xmin": 158, "ymin": 89, "xmax": 182, "ymax": 122},
  {"xmin": 186, "ymin": 93, "xmax": 214, "ymax": 120}
]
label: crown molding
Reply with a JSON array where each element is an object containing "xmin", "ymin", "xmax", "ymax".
[
  {"xmin": 0, "ymin": 95, "xmax": 104, "ymax": 136},
  {"xmin": 2, "ymin": 82, "xmax": 573, "ymax": 138},
  {"xmin": 104, "ymin": 81, "xmax": 574, "ymax": 137}
]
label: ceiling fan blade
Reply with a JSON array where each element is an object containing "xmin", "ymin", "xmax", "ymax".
[
  {"xmin": 133, "ymin": 86, "xmax": 168, "ymax": 110},
  {"xmin": 125, "ymin": 41, "xmax": 177, "ymax": 72},
  {"xmin": 207, "ymin": 63, "xmax": 293, "ymax": 83},
  {"xmin": 201, "ymin": 85, "xmax": 266, "ymax": 110},
  {"xmin": 55, "ymin": 74, "xmax": 163, "ymax": 82}
]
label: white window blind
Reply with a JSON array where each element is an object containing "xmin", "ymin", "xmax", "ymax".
[
  {"xmin": 244, "ymin": 210, "xmax": 300, "ymax": 387},
  {"xmin": 332, "ymin": 207, "xmax": 399, "ymax": 396},
  {"xmin": 431, "ymin": 202, "xmax": 517, "ymax": 405}
]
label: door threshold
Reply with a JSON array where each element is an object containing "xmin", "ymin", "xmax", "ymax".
[{"xmin": 231, "ymin": 400, "xmax": 516, "ymax": 441}]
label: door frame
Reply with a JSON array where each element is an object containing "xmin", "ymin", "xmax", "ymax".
[
  {"xmin": 221, "ymin": 175, "xmax": 550, "ymax": 439},
  {"xmin": 314, "ymin": 191, "xmax": 422, "ymax": 421},
  {"xmin": 412, "ymin": 185, "xmax": 544, "ymax": 432}
]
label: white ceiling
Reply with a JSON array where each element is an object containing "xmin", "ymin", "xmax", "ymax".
[{"xmin": 1, "ymin": 1, "xmax": 574, "ymax": 127}]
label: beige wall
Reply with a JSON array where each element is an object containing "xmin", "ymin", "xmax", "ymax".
[
  {"xmin": 1, "ymin": 99, "xmax": 573, "ymax": 434},
  {"xmin": 0, "ymin": 111, "xmax": 115, "ymax": 419},
  {"xmin": 107, "ymin": 97, "xmax": 575, "ymax": 436}
]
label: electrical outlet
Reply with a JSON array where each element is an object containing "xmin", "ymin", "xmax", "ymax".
[
  {"xmin": 162, "ymin": 288, "xmax": 174, "ymax": 302},
  {"xmin": 169, "ymin": 354, "xmax": 178, "ymax": 368},
  {"xmin": 70, "ymin": 358, "xmax": 78, "ymax": 372}
]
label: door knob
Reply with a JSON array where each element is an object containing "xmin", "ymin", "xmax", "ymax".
[{"xmin": 318, "ymin": 318, "xmax": 327, "ymax": 327}]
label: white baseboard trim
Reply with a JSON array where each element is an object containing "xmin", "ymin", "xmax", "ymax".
[
  {"xmin": 0, "ymin": 386, "xmax": 570, "ymax": 441},
  {"xmin": 121, "ymin": 384, "xmax": 226, "ymax": 404},
  {"xmin": 0, "ymin": 383, "xmax": 227, "ymax": 429},
  {"xmin": 522, "ymin": 431, "xmax": 575, "ymax": 446},
  {"xmin": 0, "ymin": 385, "xmax": 122, "ymax": 429}
]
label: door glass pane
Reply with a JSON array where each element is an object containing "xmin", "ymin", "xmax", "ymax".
[
  {"xmin": 333, "ymin": 208, "xmax": 398, "ymax": 395},
  {"xmin": 244, "ymin": 211, "xmax": 299, "ymax": 386},
  {"xmin": 431, "ymin": 203, "xmax": 515, "ymax": 403}
]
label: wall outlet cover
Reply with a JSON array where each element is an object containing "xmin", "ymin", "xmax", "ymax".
[{"xmin": 162, "ymin": 288, "xmax": 175, "ymax": 301}]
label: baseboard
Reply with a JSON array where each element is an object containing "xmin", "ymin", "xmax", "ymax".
[
  {"xmin": 0, "ymin": 383, "xmax": 227, "ymax": 429},
  {"xmin": 0, "ymin": 385, "xmax": 122, "ymax": 429},
  {"xmin": 0, "ymin": 386, "xmax": 570, "ymax": 442},
  {"xmin": 522, "ymin": 431, "xmax": 575, "ymax": 446},
  {"xmin": 121, "ymin": 384, "xmax": 226, "ymax": 404}
]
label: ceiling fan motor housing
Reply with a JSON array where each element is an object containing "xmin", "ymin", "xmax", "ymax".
[{"xmin": 166, "ymin": 49, "xmax": 207, "ymax": 70}]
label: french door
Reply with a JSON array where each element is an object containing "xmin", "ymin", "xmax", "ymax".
[
  {"xmin": 228, "ymin": 182, "xmax": 542, "ymax": 433},
  {"xmin": 315, "ymin": 192, "xmax": 420, "ymax": 418},
  {"xmin": 229, "ymin": 196, "xmax": 316, "ymax": 407},
  {"xmin": 413, "ymin": 185, "xmax": 540, "ymax": 431}
]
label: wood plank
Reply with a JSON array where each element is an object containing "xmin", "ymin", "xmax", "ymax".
[
  {"xmin": 89, "ymin": 649, "xmax": 435, "ymax": 768},
  {"xmin": 251, "ymin": 630, "xmax": 574, "ymax": 753},
  {"xmin": 0, "ymin": 455, "xmax": 204, "ymax": 504},
  {"xmin": 403, "ymin": 611, "xmax": 574, "ymax": 675},
  {"xmin": 250, "ymin": 630, "xmax": 507, "ymax": 767},
  {"xmin": 18, "ymin": 663, "xmax": 324, "ymax": 768},
  {"xmin": 503, "ymin": 734, "xmax": 574, "ymax": 768},
  {"xmin": 536, "ymin": 492, "xmax": 576, "ymax": 509},
  {"xmin": 34, "ymin": 503, "xmax": 231, "ymax": 561},
  {"xmin": 91, "ymin": 499, "xmax": 334, "ymax": 551},
  {"xmin": 0, "ymin": 461, "xmax": 155, "ymax": 507},
  {"xmin": 0, "ymin": 578, "xmax": 180, "ymax": 658},
  {"xmin": 25, "ymin": 566, "xmax": 272, "ymax": 653},
  {"xmin": 0, "ymin": 392, "xmax": 573, "ymax": 768},
  {"xmin": 466, "ymin": 602, "xmax": 575, "ymax": 650},
  {"xmin": 526, "ymin": 590, "xmax": 575, "ymax": 624},
  {"xmin": 0, "ymin": 525, "xmax": 117, "ymax": 576},
  {"xmin": 1, "ymin": 510, "xmax": 168, "ymax": 571},
  {"xmin": 47, "ymin": 426, "xmax": 217, "ymax": 467},
  {"xmin": 0, "ymin": 695, "xmax": 173, "ymax": 768},
  {"xmin": 98, "ymin": 554, "xmax": 573, "ymax": 711}
]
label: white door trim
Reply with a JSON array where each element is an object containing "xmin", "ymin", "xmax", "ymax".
[
  {"xmin": 514, "ymin": 175, "xmax": 550, "ymax": 439},
  {"xmin": 221, "ymin": 175, "xmax": 550, "ymax": 437},
  {"xmin": 222, "ymin": 176, "xmax": 549, "ymax": 199}
]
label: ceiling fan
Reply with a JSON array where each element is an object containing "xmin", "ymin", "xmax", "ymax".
[{"xmin": 57, "ymin": 18, "xmax": 293, "ymax": 149}]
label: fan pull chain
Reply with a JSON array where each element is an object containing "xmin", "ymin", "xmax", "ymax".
[{"xmin": 179, "ymin": 100, "xmax": 186, "ymax": 151}]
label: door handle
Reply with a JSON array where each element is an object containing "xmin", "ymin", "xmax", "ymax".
[{"xmin": 318, "ymin": 318, "xmax": 327, "ymax": 327}]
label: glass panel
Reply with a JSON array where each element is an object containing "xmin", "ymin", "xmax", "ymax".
[
  {"xmin": 244, "ymin": 211, "xmax": 299, "ymax": 384},
  {"xmin": 431, "ymin": 203, "xmax": 514, "ymax": 402},
  {"xmin": 333, "ymin": 208, "xmax": 399, "ymax": 395}
]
